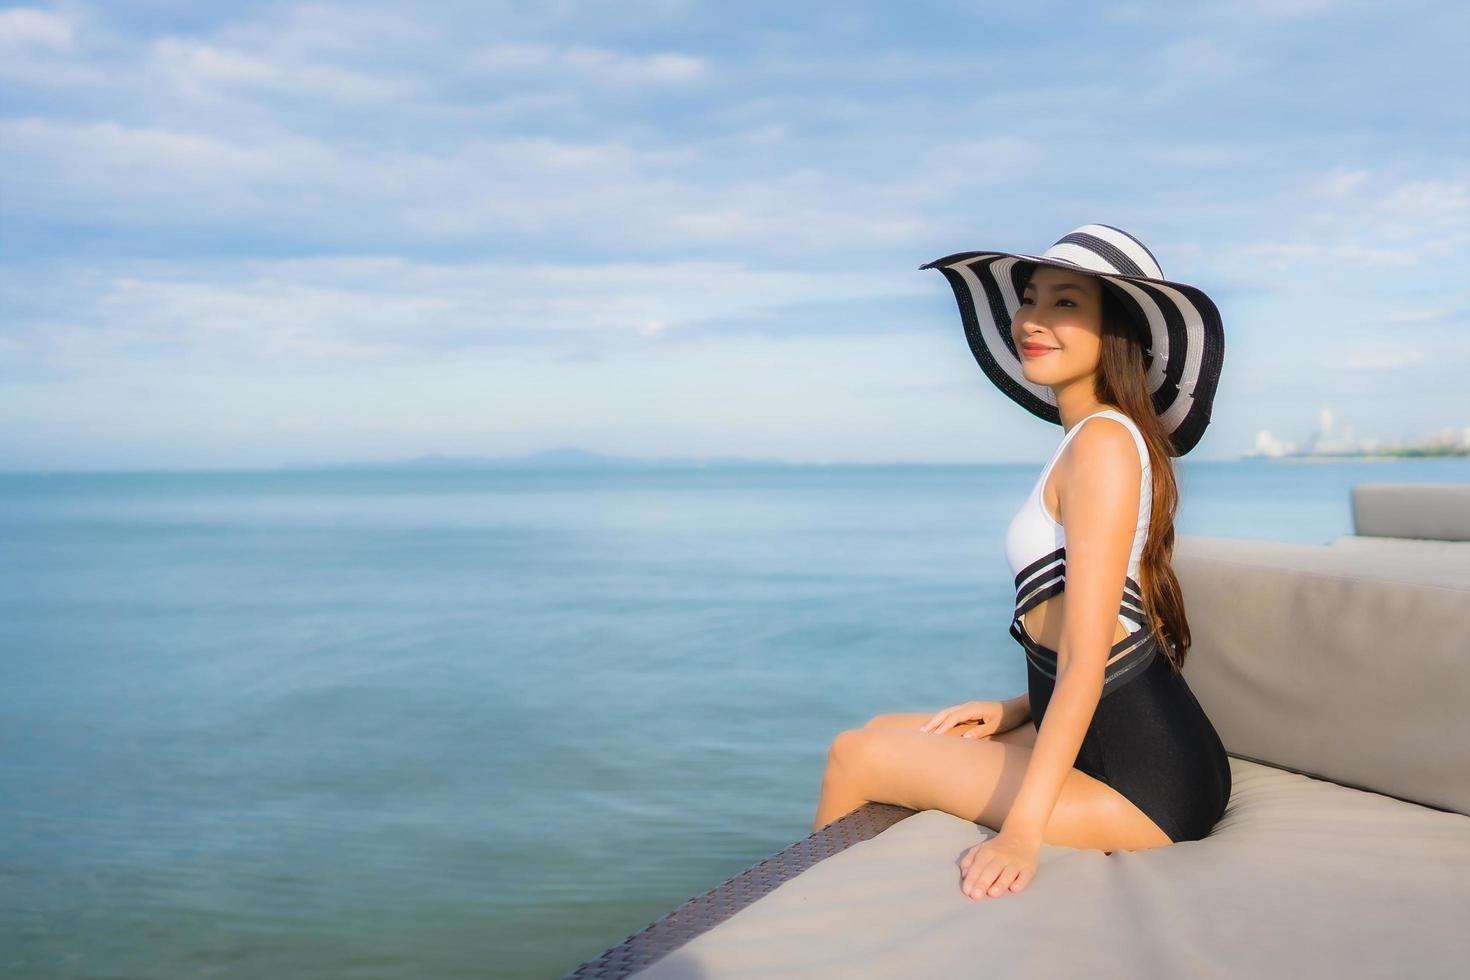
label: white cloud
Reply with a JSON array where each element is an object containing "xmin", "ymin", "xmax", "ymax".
[
  {"xmin": 3, "ymin": 255, "xmax": 928, "ymax": 372},
  {"xmin": 1215, "ymin": 170, "xmax": 1470, "ymax": 278},
  {"xmin": 1223, "ymin": 0, "xmax": 1349, "ymax": 19},
  {"xmin": 1153, "ymin": 35, "xmax": 1258, "ymax": 88},
  {"xmin": 1313, "ymin": 167, "xmax": 1371, "ymax": 197},
  {"xmin": 0, "ymin": 6, "xmax": 74, "ymax": 48},
  {"xmin": 1381, "ymin": 307, "xmax": 1466, "ymax": 325},
  {"xmin": 1, "ymin": 110, "xmax": 946, "ymax": 251},
  {"xmin": 0, "ymin": 116, "xmax": 339, "ymax": 194},
  {"xmin": 1325, "ymin": 342, "xmax": 1428, "ymax": 371},
  {"xmin": 465, "ymin": 42, "xmax": 708, "ymax": 87},
  {"xmin": 148, "ymin": 37, "xmax": 416, "ymax": 103}
]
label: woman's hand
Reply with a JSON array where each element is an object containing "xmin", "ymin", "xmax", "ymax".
[
  {"xmin": 959, "ymin": 828, "xmax": 1041, "ymax": 901},
  {"xmin": 919, "ymin": 699, "xmax": 1011, "ymax": 739}
]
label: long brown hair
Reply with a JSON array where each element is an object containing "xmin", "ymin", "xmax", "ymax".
[{"xmin": 1093, "ymin": 281, "xmax": 1193, "ymax": 671}]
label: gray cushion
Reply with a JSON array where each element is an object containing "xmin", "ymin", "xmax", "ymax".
[
  {"xmin": 1327, "ymin": 533, "xmax": 1470, "ymax": 561},
  {"xmin": 1351, "ymin": 482, "xmax": 1470, "ymax": 540},
  {"xmin": 1174, "ymin": 534, "xmax": 1470, "ymax": 816},
  {"xmin": 630, "ymin": 758, "xmax": 1470, "ymax": 979}
]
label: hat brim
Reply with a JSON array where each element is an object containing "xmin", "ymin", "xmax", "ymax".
[{"xmin": 919, "ymin": 250, "xmax": 1224, "ymax": 456}]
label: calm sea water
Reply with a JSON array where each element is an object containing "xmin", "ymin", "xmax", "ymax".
[{"xmin": 4, "ymin": 459, "xmax": 1467, "ymax": 979}]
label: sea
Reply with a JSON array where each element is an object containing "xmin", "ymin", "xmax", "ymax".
[{"xmin": 3, "ymin": 458, "xmax": 1467, "ymax": 979}]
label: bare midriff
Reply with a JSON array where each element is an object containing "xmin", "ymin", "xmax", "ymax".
[
  {"xmin": 1021, "ymin": 593, "xmax": 1135, "ymax": 651},
  {"xmin": 1023, "ymin": 462, "xmax": 1136, "ymax": 651}
]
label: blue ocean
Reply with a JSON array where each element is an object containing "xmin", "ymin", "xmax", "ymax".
[{"xmin": 4, "ymin": 459, "xmax": 1467, "ymax": 979}]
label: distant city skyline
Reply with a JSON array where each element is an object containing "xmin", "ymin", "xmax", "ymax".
[
  {"xmin": 3, "ymin": 2, "xmax": 1467, "ymax": 471},
  {"xmin": 1250, "ymin": 409, "xmax": 1470, "ymax": 459}
]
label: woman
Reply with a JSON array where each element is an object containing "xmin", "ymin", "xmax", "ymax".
[{"xmin": 814, "ymin": 224, "xmax": 1231, "ymax": 903}]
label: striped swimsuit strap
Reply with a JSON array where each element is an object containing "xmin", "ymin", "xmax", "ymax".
[{"xmin": 1011, "ymin": 546, "xmax": 1157, "ymax": 697}]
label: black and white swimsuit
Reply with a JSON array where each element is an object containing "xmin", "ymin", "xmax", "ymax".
[{"xmin": 1002, "ymin": 409, "xmax": 1231, "ymax": 843}]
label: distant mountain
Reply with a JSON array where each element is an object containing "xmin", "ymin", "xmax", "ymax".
[{"xmin": 276, "ymin": 446, "xmax": 797, "ymax": 471}]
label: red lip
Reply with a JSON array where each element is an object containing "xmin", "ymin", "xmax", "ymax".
[{"xmin": 1021, "ymin": 344, "xmax": 1057, "ymax": 357}]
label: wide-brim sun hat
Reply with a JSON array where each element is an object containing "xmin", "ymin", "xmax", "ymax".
[{"xmin": 919, "ymin": 223, "xmax": 1224, "ymax": 456}]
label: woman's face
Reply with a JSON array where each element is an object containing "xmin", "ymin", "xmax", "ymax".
[{"xmin": 1011, "ymin": 265, "xmax": 1105, "ymax": 388}]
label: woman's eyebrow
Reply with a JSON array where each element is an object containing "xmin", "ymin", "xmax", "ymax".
[{"xmin": 1023, "ymin": 282, "xmax": 1085, "ymax": 292}]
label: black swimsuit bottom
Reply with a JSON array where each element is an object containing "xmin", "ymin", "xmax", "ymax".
[{"xmin": 1011, "ymin": 547, "xmax": 1232, "ymax": 844}]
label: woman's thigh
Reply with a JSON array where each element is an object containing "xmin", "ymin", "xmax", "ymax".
[
  {"xmin": 864, "ymin": 711, "xmax": 1037, "ymax": 747},
  {"xmin": 838, "ymin": 718, "xmax": 1168, "ymax": 851}
]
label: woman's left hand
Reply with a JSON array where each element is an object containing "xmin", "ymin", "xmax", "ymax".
[{"xmin": 959, "ymin": 828, "xmax": 1041, "ymax": 901}]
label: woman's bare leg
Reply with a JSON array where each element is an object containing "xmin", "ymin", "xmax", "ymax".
[
  {"xmin": 814, "ymin": 711, "xmax": 1170, "ymax": 851},
  {"xmin": 813, "ymin": 712, "xmax": 1022, "ymax": 829}
]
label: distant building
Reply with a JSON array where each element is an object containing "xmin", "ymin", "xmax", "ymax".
[
  {"xmin": 1250, "ymin": 430, "xmax": 1296, "ymax": 458},
  {"xmin": 1243, "ymin": 409, "xmax": 1470, "ymax": 459}
]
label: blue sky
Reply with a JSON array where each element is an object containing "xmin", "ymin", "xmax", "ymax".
[{"xmin": 2, "ymin": 0, "xmax": 1467, "ymax": 470}]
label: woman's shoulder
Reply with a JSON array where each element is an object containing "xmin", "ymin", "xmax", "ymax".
[
  {"xmin": 1081, "ymin": 405, "xmax": 1146, "ymax": 452},
  {"xmin": 1064, "ymin": 411, "xmax": 1152, "ymax": 478}
]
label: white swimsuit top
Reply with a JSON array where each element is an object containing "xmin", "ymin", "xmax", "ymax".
[{"xmin": 1004, "ymin": 409, "xmax": 1152, "ymax": 635}]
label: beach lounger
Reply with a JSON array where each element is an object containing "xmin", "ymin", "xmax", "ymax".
[{"xmin": 567, "ymin": 483, "xmax": 1470, "ymax": 980}]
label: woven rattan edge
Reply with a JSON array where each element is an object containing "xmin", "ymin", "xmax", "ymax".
[{"xmin": 560, "ymin": 801, "xmax": 921, "ymax": 979}]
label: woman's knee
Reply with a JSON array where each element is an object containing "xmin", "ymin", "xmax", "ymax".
[
  {"xmin": 827, "ymin": 728, "xmax": 868, "ymax": 767},
  {"xmin": 863, "ymin": 711, "xmax": 930, "ymax": 731}
]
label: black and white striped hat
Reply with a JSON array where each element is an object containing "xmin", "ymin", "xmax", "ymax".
[{"xmin": 919, "ymin": 223, "xmax": 1224, "ymax": 456}]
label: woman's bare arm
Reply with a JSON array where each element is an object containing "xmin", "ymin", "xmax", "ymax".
[
  {"xmin": 1001, "ymin": 417, "xmax": 1143, "ymax": 838},
  {"xmin": 1002, "ymin": 692, "xmax": 1031, "ymax": 728}
]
